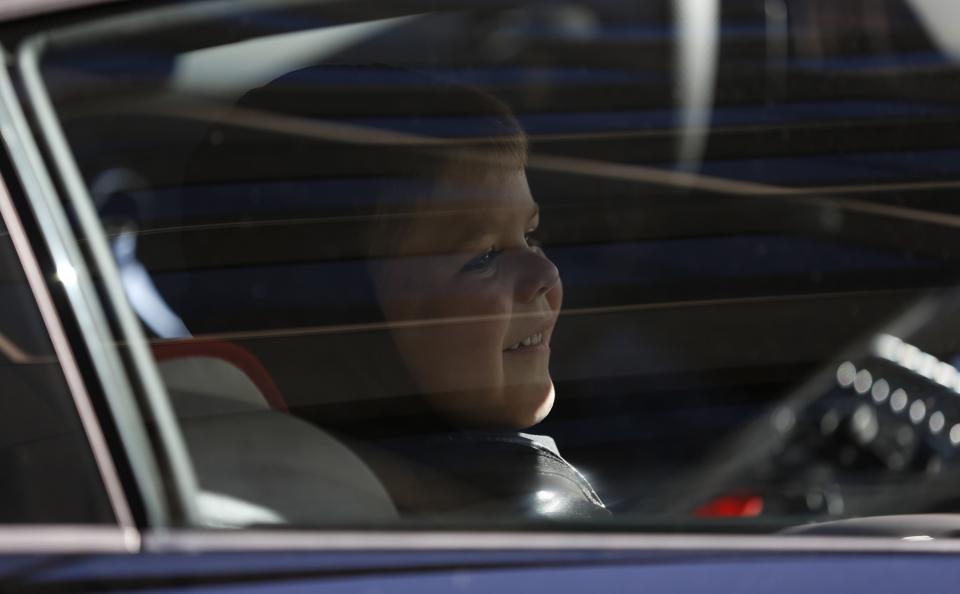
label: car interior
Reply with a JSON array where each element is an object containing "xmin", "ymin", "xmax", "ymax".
[{"xmin": 19, "ymin": 0, "xmax": 960, "ymax": 529}]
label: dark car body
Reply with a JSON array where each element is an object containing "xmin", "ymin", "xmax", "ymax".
[{"xmin": 6, "ymin": 545, "xmax": 960, "ymax": 593}]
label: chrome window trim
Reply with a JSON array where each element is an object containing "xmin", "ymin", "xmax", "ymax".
[
  {"xmin": 17, "ymin": 36, "xmax": 203, "ymax": 527},
  {"xmin": 0, "ymin": 0, "xmax": 127, "ymax": 22},
  {"xmin": 0, "ymin": 47, "xmax": 179, "ymax": 528},
  {"xmin": 0, "ymin": 173, "xmax": 138, "ymax": 548},
  {"xmin": 144, "ymin": 530, "xmax": 960, "ymax": 554},
  {"xmin": 0, "ymin": 526, "xmax": 137, "ymax": 553}
]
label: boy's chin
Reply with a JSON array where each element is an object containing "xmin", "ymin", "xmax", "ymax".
[
  {"xmin": 484, "ymin": 380, "xmax": 557, "ymax": 430},
  {"xmin": 428, "ymin": 380, "xmax": 557, "ymax": 431}
]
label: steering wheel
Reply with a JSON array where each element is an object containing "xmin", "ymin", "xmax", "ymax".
[{"xmin": 650, "ymin": 288, "xmax": 960, "ymax": 523}]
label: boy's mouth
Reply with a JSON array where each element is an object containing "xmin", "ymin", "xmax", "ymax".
[{"xmin": 504, "ymin": 331, "xmax": 545, "ymax": 352}]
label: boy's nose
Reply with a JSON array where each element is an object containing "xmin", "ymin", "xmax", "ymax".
[{"xmin": 513, "ymin": 246, "xmax": 561, "ymax": 303}]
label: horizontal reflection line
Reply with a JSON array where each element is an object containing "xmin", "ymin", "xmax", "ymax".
[
  {"xmin": 158, "ymin": 288, "xmax": 920, "ymax": 345},
  {"xmin": 122, "ymin": 99, "xmax": 960, "ymax": 230},
  {"xmin": 110, "ymin": 206, "xmax": 517, "ymax": 239},
  {"xmin": 528, "ymin": 154, "xmax": 960, "ymax": 229}
]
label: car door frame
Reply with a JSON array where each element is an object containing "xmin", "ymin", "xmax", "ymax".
[{"xmin": 8, "ymin": 0, "xmax": 960, "ymax": 562}]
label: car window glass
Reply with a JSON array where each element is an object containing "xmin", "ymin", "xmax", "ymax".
[
  {"xmin": 25, "ymin": 0, "xmax": 960, "ymax": 530},
  {"xmin": 0, "ymin": 218, "xmax": 114, "ymax": 524}
]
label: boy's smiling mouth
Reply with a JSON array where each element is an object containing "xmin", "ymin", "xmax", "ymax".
[
  {"xmin": 503, "ymin": 315, "xmax": 557, "ymax": 353},
  {"xmin": 504, "ymin": 331, "xmax": 544, "ymax": 352}
]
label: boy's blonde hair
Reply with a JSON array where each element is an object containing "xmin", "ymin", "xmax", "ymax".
[{"xmin": 189, "ymin": 65, "xmax": 528, "ymax": 262}]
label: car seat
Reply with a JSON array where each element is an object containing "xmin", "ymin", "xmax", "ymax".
[{"xmin": 152, "ymin": 338, "xmax": 398, "ymax": 526}]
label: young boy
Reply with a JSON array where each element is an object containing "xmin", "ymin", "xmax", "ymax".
[
  {"xmin": 364, "ymin": 98, "xmax": 563, "ymax": 432},
  {"xmin": 196, "ymin": 65, "xmax": 606, "ymax": 516}
]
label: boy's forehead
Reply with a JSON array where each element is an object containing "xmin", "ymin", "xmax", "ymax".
[
  {"xmin": 398, "ymin": 200, "xmax": 533, "ymax": 253},
  {"xmin": 385, "ymin": 168, "xmax": 536, "ymax": 256},
  {"xmin": 430, "ymin": 167, "xmax": 530, "ymax": 204}
]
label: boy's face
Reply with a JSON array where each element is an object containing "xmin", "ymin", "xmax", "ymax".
[{"xmin": 372, "ymin": 168, "xmax": 562, "ymax": 430}]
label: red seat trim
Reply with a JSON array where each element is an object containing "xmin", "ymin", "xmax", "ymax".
[{"xmin": 152, "ymin": 339, "xmax": 287, "ymax": 412}]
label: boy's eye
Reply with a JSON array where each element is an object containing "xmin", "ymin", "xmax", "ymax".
[{"xmin": 461, "ymin": 246, "xmax": 502, "ymax": 273}]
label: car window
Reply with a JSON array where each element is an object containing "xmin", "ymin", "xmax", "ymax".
[
  {"xmin": 0, "ymin": 214, "xmax": 114, "ymax": 524},
  {"xmin": 19, "ymin": 0, "xmax": 960, "ymax": 530}
]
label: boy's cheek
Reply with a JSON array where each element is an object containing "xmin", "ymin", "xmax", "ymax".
[
  {"xmin": 419, "ymin": 288, "xmax": 514, "ymax": 322},
  {"xmin": 381, "ymin": 275, "xmax": 511, "ymax": 320},
  {"xmin": 394, "ymin": 321, "xmax": 504, "ymax": 371}
]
